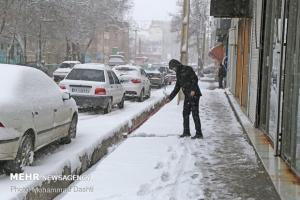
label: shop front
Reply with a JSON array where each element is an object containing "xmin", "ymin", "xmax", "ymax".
[
  {"xmin": 258, "ymin": 0, "xmax": 300, "ymax": 177},
  {"xmin": 281, "ymin": 0, "xmax": 300, "ymax": 176}
]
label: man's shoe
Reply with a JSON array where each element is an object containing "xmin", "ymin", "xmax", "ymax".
[
  {"xmin": 179, "ymin": 133, "xmax": 191, "ymax": 138},
  {"xmin": 191, "ymin": 134, "xmax": 203, "ymax": 139}
]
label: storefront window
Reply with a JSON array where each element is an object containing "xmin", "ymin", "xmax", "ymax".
[
  {"xmin": 294, "ymin": 2, "xmax": 300, "ymax": 173},
  {"xmin": 268, "ymin": 0, "xmax": 282, "ymax": 141}
]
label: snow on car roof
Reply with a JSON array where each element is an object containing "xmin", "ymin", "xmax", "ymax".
[
  {"xmin": 62, "ymin": 61, "xmax": 81, "ymax": 64},
  {"xmin": 114, "ymin": 65, "xmax": 141, "ymax": 70},
  {"xmin": 0, "ymin": 64, "xmax": 41, "ymax": 99},
  {"xmin": 0, "ymin": 65, "xmax": 23, "ymax": 96},
  {"xmin": 145, "ymin": 67, "xmax": 161, "ymax": 74},
  {"xmin": 109, "ymin": 55, "xmax": 125, "ymax": 58},
  {"xmin": 73, "ymin": 63, "xmax": 109, "ymax": 70}
]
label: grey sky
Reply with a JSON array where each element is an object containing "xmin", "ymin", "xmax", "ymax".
[{"xmin": 132, "ymin": 0, "xmax": 178, "ymax": 22}]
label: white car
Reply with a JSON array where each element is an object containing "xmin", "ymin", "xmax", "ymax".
[
  {"xmin": 113, "ymin": 65, "xmax": 151, "ymax": 102},
  {"xmin": 0, "ymin": 64, "xmax": 78, "ymax": 174},
  {"xmin": 108, "ymin": 55, "xmax": 127, "ymax": 67},
  {"xmin": 60, "ymin": 64, "xmax": 125, "ymax": 113},
  {"xmin": 53, "ymin": 61, "xmax": 81, "ymax": 82}
]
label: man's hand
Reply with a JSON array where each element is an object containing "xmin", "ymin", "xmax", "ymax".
[{"xmin": 190, "ymin": 91, "xmax": 195, "ymax": 97}]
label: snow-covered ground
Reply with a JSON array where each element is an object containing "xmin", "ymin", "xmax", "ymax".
[
  {"xmin": 57, "ymin": 81, "xmax": 280, "ymax": 200},
  {"xmin": 0, "ymin": 86, "xmax": 172, "ymax": 200}
]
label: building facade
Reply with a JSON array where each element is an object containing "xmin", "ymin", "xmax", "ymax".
[{"xmin": 211, "ymin": 0, "xmax": 300, "ymax": 178}]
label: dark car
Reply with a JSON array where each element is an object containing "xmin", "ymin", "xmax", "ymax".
[
  {"xmin": 145, "ymin": 65, "xmax": 165, "ymax": 88},
  {"xmin": 152, "ymin": 64, "xmax": 172, "ymax": 85}
]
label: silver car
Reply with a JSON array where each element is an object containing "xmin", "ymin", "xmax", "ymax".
[{"xmin": 0, "ymin": 64, "xmax": 78, "ymax": 174}]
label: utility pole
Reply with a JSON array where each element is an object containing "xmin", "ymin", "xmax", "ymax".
[
  {"xmin": 38, "ymin": 22, "xmax": 42, "ymax": 63},
  {"xmin": 201, "ymin": 22, "xmax": 206, "ymax": 71},
  {"xmin": 102, "ymin": 31, "xmax": 105, "ymax": 63},
  {"xmin": 139, "ymin": 37, "xmax": 142, "ymax": 55},
  {"xmin": 178, "ymin": 0, "xmax": 191, "ymax": 103},
  {"xmin": 134, "ymin": 29, "xmax": 138, "ymax": 59}
]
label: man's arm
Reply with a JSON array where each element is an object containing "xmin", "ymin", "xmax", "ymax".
[
  {"xmin": 189, "ymin": 67, "xmax": 199, "ymax": 93},
  {"xmin": 168, "ymin": 80, "xmax": 180, "ymax": 101}
]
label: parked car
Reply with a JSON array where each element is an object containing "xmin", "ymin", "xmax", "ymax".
[
  {"xmin": 0, "ymin": 64, "xmax": 78, "ymax": 174},
  {"xmin": 24, "ymin": 62, "xmax": 49, "ymax": 75},
  {"xmin": 60, "ymin": 64, "xmax": 125, "ymax": 113},
  {"xmin": 145, "ymin": 65, "xmax": 165, "ymax": 88},
  {"xmin": 166, "ymin": 69, "xmax": 176, "ymax": 83},
  {"xmin": 113, "ymin": 65, "xmax": 151, "ymax": 102},
  {"xmin": 152, "ymin": 64, "xmax": 172, "ymax": 85},
  {"xmin": 53, "ymin": 61, "xmax": 81, "ymax": 82},
  {"xmin": 108, "ymin": 55, "xmax": 127, "ymax": 67}
]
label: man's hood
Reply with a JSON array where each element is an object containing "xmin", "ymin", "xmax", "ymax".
[{"xmin": 169, "ymin": 59, "xmax": 183, "ymax": 72}]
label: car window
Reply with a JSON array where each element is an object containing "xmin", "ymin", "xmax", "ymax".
[
  {"xmin": 111, "ymin": 71, "xmax": 121, "ymax": 84},
  {"xmin": 59, "ymin": 63, "xmax": 71, "ymax": 68},
  {"xmin": 141, "ymin": 69, "xmax": 147, "ymax": 76},
  {"xmin": 66, "ymin": 69, "xmax": 105, "ymax": 82},
  {"xmin": 107, "ymin": 71, "xmax": 115, "ymax": 84},
  {"xmin": 114, "ymin": 67, "xmax": 139, "ymax": 76},
  {"xmin": 159, "ymin": 67, "xmax": 167, "ymax": 73}
]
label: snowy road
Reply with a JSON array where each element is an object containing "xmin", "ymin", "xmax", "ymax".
[{"xmin": 57, "ymin": 80, "xmax": 280, "ymax": 200}]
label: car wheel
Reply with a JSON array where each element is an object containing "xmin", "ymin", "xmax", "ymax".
[
  {"xmin": 104, "ymin": 98, "xmax": 112, "ymax": 114},
  {"xmin": 146, "ymin": 87, "xmax": 151, "ymax": 99},
  {"xmin": 4, "ymin": 134, "xmax": 34, "ymax": 174},
  {"xmin": 138, "ymin": 89, "xmax": 144, "ymax": 102},
  {"xmin": 61, "ymin": 114, "xmax": 78, "ymax": 144},
  {"xmin": 118, "ymin": 95, "xmax": 125, "ymax": 109}
]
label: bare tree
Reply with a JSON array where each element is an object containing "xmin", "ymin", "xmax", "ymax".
[
  {"xmin": 171, "ymin": 0, "xmax": 209, "ymax": 69},
  {"xmin": 0, "ymin": 0, "xmax": 132, "ymax": 63}
]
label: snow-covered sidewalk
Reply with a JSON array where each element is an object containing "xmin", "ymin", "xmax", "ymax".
[{"xmin": 57, "ymin": 81, "xmax": 281, "ymax": 200}]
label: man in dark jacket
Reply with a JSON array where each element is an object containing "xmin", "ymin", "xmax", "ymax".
[
  {"xmin": 166, "ymin": 59, "xmax": 203, "ymax": 139},
  {"xmin": 218, "ymin": 63, "xmax": 226, "ymax": 89}
]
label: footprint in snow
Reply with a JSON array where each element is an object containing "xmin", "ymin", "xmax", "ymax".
[
  {"xmin": 161, "ymin": 172, "xmax": 170, "ymax": 182},
  {"xmin": 154, "ymin": 162, "xmax": 164, "ymax": 170},
  {"xmin": 191, "ymin": 174, "xmax": 199, "ymax": 179},
  {"xmin": 171, "ymin": 152, "xmax": 178, "ymax": 160},
  {"xmin": 137, "ymin": 183, "xmax": 151, "ymax": 196},
  {"xmin": 194, "ymin": 161, "xmax": 201, "ymax": 167}
]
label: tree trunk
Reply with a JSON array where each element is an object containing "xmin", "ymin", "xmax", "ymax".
[
  {"xmin": 23, "ymin": 35, "xmax": 27, "ymax": 63},
  {"xmin": 66, "ymin": 37, "xmax": 71, "ymax": 60}
]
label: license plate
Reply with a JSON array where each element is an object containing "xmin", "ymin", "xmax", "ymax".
[{"xmin": 71, "ymin": 87, "xmax": 90, "ymax": 94}]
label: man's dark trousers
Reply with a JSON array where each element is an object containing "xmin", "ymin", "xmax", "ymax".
[{"xmin": 183, "ymin": 95, "xmax": 202, "ymax": 134}]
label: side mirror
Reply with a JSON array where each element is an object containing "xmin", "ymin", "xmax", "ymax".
[{"xmin": 62, "ymin": 92, "xmax": 71, "ymax": 101}]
